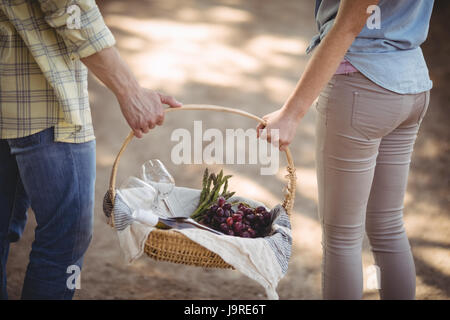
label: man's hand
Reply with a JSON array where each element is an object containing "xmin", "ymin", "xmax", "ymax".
[
  {"xmin": 81, "ymin": 46, "xmax": 182, "ymax": 137},
  {"xmin": 117, "ymin": 87, "xmax": 181, "ymax": 138}
]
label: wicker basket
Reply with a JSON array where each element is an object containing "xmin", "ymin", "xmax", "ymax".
[{"xmin": 108, "ymin": 105, "xmax": 296, "ymax": 269}]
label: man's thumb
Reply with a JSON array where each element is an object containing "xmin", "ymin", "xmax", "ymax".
[{"xmin": 159, "ymin": 93, "xmax": 182, "ymax": 108}]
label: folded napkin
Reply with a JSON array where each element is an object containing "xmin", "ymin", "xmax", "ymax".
[{"xmin": 103, "ymin": 185, "xmax": 292, "ymax": 300}]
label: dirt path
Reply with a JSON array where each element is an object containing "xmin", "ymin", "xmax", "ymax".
[{"xmin": 6, "ymin": 0, "xmax": 449, "ymax": 299}]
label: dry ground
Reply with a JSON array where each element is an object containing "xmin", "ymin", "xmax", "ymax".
[{"xmin": 6, "ymin": 0, "xmax": 449, "ymax": 299}]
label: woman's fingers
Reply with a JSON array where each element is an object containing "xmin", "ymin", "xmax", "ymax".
[
  {"xmin": 258, "ymin": 126, "xmax": 272, "ymax": 143},
  {"xmin": 258, "ymin": 123, "xmax": 288, "ymax": 150},
  {"xmin": 257, "ymin": 109, "xmax": 299, "ymax": 151},
  {"xmin": 256, "ymin": 122, "xmax": 265, "ymax": 138},
  {"xmin": 266, "ymin": 131, "xmax": 272, "ymax": 144}
]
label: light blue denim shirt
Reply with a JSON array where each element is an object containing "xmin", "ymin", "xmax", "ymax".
[{"xmin": 306, "ymin": 0, "xmax": 434, "ymax": 94}]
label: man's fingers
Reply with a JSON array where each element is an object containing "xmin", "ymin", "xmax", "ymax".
[
  {"xmin": 133, "ymin": 121, "xmax": 155, "ymax": 138},
  {"xmin": 133, "ymin": 128, "xmax": 143, "ymax": 139},
  {"xmin": 138, "ymin": 112, "xmax": 161, "ymax": 137},
  {"xmin": 155, "ymin": 112, "xmax": 164, "ymax": 126},
  {"xmin": 159, "ymin": 93, "xmax": 182, "ymax": 108},
  {"xmin": 140, "ymin": 124, "xmax": 150, "ymax": 134}
]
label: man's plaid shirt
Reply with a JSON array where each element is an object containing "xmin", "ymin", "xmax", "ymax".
[{"xmin": 0, "ymin": 0, "xmax": 115, "ymax": 143}]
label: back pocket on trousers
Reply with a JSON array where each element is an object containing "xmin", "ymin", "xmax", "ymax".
[
  {"xmin": 351, "ymin": 91, "xmax": 404, "ymax": 140},
  {"xmin": 416, "ymin": 90, "xmax": 430, "ymax": 125}
]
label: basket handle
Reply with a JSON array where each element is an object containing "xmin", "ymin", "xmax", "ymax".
[{"xmin": 108, "ymin": 104, "xmax": 296, "ymax": 222}]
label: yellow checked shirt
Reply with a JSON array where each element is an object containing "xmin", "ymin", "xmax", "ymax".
[{"xmin": 0, "ymin": 0, "xmax": 115, "ymax": 143}]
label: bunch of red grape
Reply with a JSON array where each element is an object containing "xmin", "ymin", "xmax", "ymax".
[{"xmin": 199, "ymin": 196, "xmax": 272, "ymax": 238}]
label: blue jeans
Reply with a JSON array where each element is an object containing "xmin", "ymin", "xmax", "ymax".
[{"xmin": 0, "ymin": 127, "xmax": 95, "ymax": 299}]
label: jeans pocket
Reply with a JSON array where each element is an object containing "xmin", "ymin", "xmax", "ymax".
[
  {"xmin": 8, "ymin": 131, "xmax": 42, "ymax": 150},
  {"xmin": 7, "ymin": 127, "xmax": 54, "ymax": 155},
  {"xmin": 351, "ymin": 91, "xmax": 404, "ymax": 140}
]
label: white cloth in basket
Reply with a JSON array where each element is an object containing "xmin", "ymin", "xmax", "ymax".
[{"xmin": 103, "ymin": 186, "xmax": 292, "ymax": 300}]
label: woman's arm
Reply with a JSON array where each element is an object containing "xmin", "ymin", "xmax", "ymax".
[{"xmin": 258, "ymin": 0, "xmax": 379, "ymax": 149}]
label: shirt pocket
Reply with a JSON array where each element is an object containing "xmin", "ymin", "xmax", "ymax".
[{"xmin": 351, "ymin": 90, "xmax": 404, "ymax": 140}]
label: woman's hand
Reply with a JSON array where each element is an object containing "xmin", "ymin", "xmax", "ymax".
[{"xmin": 257, "ymin": 105, "xmax": 303, "ymax": 151}]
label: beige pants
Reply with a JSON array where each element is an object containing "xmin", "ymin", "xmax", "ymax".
[{"xmin": 315, "ymin": 72, "xmax": 430, "ymax": 299}]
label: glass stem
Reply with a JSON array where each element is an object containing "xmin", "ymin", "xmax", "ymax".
[{"xmin": 153, "ymin": 192, "xmax": 160, "ymax": 211}]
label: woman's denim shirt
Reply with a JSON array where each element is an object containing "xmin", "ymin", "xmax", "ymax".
[{"xmin": 307, "ymin": 0, "xmax": 434, "ymax": 94}]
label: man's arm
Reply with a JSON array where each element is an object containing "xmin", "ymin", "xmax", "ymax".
[
  {"xmin": 81, "ymin": 47, "xmax": 181, "ymax": 138},
  {"xmin": 37, "ymin": 0, "xmax": 181, "ymax": 137},
  {"xmin": 258, "ymin": 0, "xmax": 379, "ymax": 149}
]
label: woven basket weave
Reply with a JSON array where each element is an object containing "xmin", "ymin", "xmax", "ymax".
[{"xmin": 108, "ymin": 105, "xmax": 296, "ymax": 269}]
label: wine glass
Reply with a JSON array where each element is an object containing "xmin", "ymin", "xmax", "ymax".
[
  {"xmin": 141, "ymin": 159, "xmax": 175, "ymax": 214},
  {"xmin": 119, "ymin": 176, "xmax": 158, "ymax": 211}
]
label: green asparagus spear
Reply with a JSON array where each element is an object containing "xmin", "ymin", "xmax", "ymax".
[
  {"xmin": 190, "ymin": 169, "xmax": 236, "ymax": 221},
  {"xmin": 199, "ymin": 168, "xmax": 209, "ymax": 203},
  {"xmin": 192, "ymin": 172, "xmax": 225, "ymax": 218},
  {"xmin": 221, "ymin": 179, "xmax": 228, "ymax": 196}
]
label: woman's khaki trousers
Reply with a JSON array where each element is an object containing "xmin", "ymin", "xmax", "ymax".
[{"xmin": 315, "ymin": 72, "xmax": 429, "ymax": 299}]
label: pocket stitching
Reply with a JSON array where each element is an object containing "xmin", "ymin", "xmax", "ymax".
[
  {"xmin": 7, "ymin": 132, "xmax": 42, "ymax": 149},
  {"xmin": 316, "ymin": 94, "xmax": 329, "ymax": 126},
  {"xmin": 416, "ymin": 91, "xmax": 430, "ymax": 124},
  {"xmin": 351, "ymin": 91, "xmax": 399, "ymax": 140},
  {"xmin": 351, "ymin": 91, "xmax": 370, "ymax": 140}
]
